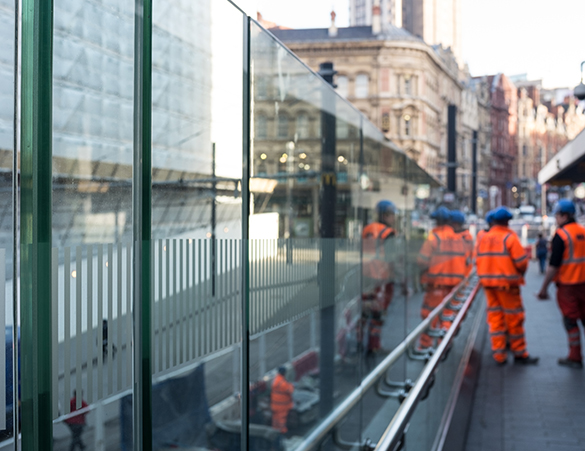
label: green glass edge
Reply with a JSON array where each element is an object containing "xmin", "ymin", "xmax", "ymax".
[
  {"xmin": 141, "ymin": 0, "xmax": 153, "ymax": 447},
  {"xmin": 241, "ymin": 14, "xmax": 251, "ymax": 451},
  {"xmin": 20, "ymin": 0, "xmax": 53, "ymax": 449}
]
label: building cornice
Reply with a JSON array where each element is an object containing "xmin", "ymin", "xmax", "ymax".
[{"xmin": 285, "ymin": 39, "xmax": 462, "ymax": 88}]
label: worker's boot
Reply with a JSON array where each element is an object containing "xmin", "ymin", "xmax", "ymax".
[
  {"xmin": 513, "ymin": 355, "xmax": 539, "ymax": 365},
  {"xmin": 557, "ymin": 357, "xmax": 583, "ymax": 369}
]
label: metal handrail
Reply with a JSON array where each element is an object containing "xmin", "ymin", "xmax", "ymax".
[
  {"xmin": 374, "ymin": 279, "xmax": 481, "ymax": 451},
  {"xmin": 293, "ymin": 274, "xmax": 477, "ymax": 451}
]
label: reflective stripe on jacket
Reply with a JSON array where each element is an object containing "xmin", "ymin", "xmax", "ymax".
[
  {"xmin": 554, "ymin": 222, "xmax": 585, "ymax": 285},
  {"xmin": 270, "ymin": 374, "xmax": 294, "ymax": 413},
  {"xmin": 418, "ymin": 225, "xmax": 467, "ymax": 286},
  {"xmin": 362, "ymin": 222, "xmax": 395, "ymax": 280},
  {"xmin": 475, "ymin": 225, "xmax": 527, "ymax": 287}
]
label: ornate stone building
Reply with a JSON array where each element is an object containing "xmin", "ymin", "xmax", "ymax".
[
  {"xmin": 480, "ymin": 74, "xmax": 517, "ymax": 208},
  {"xmin": 270, "ymin": 18, "xmax": 464, "ymax": 188},
  {"xmin": 460, "ymin": 73, "xmax": 491, "ymax": 215},
  {"xmin": 516, "ymin": 79, "xmax": 585, "ymax": 211}
]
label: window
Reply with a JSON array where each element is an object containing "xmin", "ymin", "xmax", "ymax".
[
  {"xmin": 522, "ymin": 145, "xmax": 527, "ymax": 156},
  {"xmin": 404, "ymin": 75, "xmax": 412, "ymax": 95},
  {"xmin": 336, "ymin": 75, "xmax": 348, "ymax": 98},
  {"xmin": 404, "ymin": 114, "xmax": 412, "ymax": 136},
  {"xmin": 278, "ymin": 115, "xmax": 289, "ymax": 138},
  {"xmin": 296, "ymin": 113, "xmax": 309, "ymax": 138},
  {"xmin": 256, "ymin": 76, "xmax": 268, "ymax": 99},
  {"xmin": 355, "ymin": 74, "xmax": 369, "ymax": 99},
  {"xmin": 256, "ymin": 114, "xmax": 267, "ymax": 139},
  {"xmin": 337, "ymin": 120, "xmax": 349, "ymax": 139}
]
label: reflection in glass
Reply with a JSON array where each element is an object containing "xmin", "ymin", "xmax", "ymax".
[
  {"xmin": 0, "ymin": 0, "xmax": 15, "ymax": 440},
  {"xmin": 51, "ymin": 0, "xmax": 135, "ymax": 448}
]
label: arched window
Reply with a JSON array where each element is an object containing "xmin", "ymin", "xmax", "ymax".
[
  {"xmin": 296, "ymin": 113, "xmax": 309, "ymax": 138},
  {"xmin": 278, "ymin": 115, "xmax": 289, "ymax": 138},
  {"xmin": 355, "ymin": 74, "xmax": 369, "ymax": 99},
  {"xmin": 336, "ymin": 75, "xmax": 348, "ymax": 98},
  {"xmin": 256, "ymin": 114, "xmax": 267, "ymax": 139}
]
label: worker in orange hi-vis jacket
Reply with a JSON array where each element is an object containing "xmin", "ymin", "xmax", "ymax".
[
  {"xmin": 417, "ymin": 207, "xmax": 466, "ymax": 350},
  {"xmin": 270, "ymin": 367, "xmax": 294, "ymax": 433},
  {"xmin": 476, "ymin": 206, "xmax": 539, "ymax": 366},
  {"xmin": 538, "ymin": 199, "xmax": 585, "ymax": 369},
  {"xmin": 450, "ymin": 210, "xmax": 473, "ymax": 275},
  {"xmin": 362, "ymin": 200, "xmax": 398, "ymax": 313},
  {"xmin": 473, "ymin": 210, "xmax": 495, "ymax": 263}
]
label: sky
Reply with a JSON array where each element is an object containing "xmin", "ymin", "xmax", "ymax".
[{"xmin": 254, "ymin": 0, "xmax": 585, "ymax": 89}]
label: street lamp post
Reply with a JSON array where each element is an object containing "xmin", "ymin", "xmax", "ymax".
[
  {"xmin": 317, "ymin": 62, "xmax": 337, "ymax": 418},
  {"xmin": 285, "ymin": 140, "xmax": 295, "ymax": 264}
]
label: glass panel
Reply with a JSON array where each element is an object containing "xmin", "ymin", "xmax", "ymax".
[
  {"xmin": 51, "ymin": 0, "xmax": 135, "ymax": 448},
  {"xmin": 150, "ymin": 1, "xmax": 243, "ymax": 450},
  {"xmin": 250, "ymin": 23, "xmax": 328, "ymax": 446},
  {"xmin": 0, "ymin": 0, "xmax": 15, "ymax": 442}
]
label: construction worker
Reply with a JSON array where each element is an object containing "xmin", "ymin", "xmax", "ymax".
[
  {"xmin": 537, "ymin": 200, "xmax": 585, "ymax": 369},
  {"xmin": 417, "ymin": 207, "xmax": 466, "ymax": 349},
  {"xmin": 270, "ymin": 366, "xmax": 294, "ymax": 433},
  {"xmin": 362, "ymin": 200, "xmax": 398, "ymax": 313},
  {"xmin": 476, "ymin": 210, "xmax": 494, "ymax": 241},
  {"xmin": 473, "ymin": 210, "xmax": 495, "ymax": 264},
  {"xmin": 476, "ymin": 207, "xmax": 538, "ymax": 365},
  {"xmin": 450, "ymin": 210, "xmax": 473, "ymax": 275}
]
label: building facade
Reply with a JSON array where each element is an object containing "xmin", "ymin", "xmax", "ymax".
[
  {"xmin": 516, "ymin": 80, "xmax": 585, "ymax": 211},
  {"xmin": 271, "ymin": 22, "xmax": 465, "ymax": 191},
  {"xmin": 459, "ymin": 73, "xmax": 491, "ymax": 215},
  {"xmin": 350, "ymin": 0, "xmax": 403, "ymax": 29},
  {"xmin": 350, "ymin": 0, "xmax": 462, "ymax": 65},
  {"xmin": 482, "ymin": 74, "xmax": 517, "ymax": 208}
]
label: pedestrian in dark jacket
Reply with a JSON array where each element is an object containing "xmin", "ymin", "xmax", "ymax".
[{"xmin": 536, "ymin": 233, "xmax": 548, "ymax": 274}]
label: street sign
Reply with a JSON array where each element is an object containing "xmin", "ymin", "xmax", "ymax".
[
  {"xmin": 443, "ymin": 192, "xmax": 455, "ymax": 203},
  {"xmin": 547, "ymin": 192, "xmax": 559, "ymax": 203}
]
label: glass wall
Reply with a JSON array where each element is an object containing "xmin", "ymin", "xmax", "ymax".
[
  {"xmin": 50, "ymin": 0, "xmax": 135, "ymax": 447},
  {"xmin": 0, "ymin": 1, "xmax": 474, "ymax": 450},
  {"xmin": 0, "ymin": 0, "xmax": 15, "ymax": 442}
]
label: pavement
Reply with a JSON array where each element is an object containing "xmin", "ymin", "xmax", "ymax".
[{"xmin": 466, "ymin": 261, "xmax": 585, "ymax": 451}]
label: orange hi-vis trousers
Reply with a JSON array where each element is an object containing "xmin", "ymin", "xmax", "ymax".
[
  {"xmin": 485, "ymin": 287, "xmax": 529, "ymax": 363},
  {"xmin": 419, "ymin": 286, "xmax": 452, "ymax": 349}
]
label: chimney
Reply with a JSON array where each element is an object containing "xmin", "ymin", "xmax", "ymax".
[
  {"xmin": 372, "ymin": 0, "xmax": 381, "ymax": 35},
  {"xmin": 328, "ymin": 10, "xmax": 338, "ymax": 37}
]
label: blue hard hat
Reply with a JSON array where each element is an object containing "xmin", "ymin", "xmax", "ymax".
[
  {"xmin": 485, "ymin": 210, "xmax": 496, "ymax": 224},
  {"xmin": 492, "ymin": 206, "xmax": 513, "ymax": 222},
  {"xmin": 449, "ymin": 210, "xmax": 465, "ymax": 224},
  {"xmin": 431, "ymin": 206, "xmax": 451, "ymax": 221},
  {"xmin": 553, "ymin": 199, "xmax": 576, "ymax": 215},
  {"xmin": 376, "ymin": 200, "xmax": 397, "ymax": 216}
]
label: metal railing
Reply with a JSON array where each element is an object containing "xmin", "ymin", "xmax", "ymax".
[
  {"xmin": 293, "ymin": 273, "xmax": 481, "ymax": 451},
  {"xmin": 375, "ymin": 276, "xmax": 480, "ymax": 451}
]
